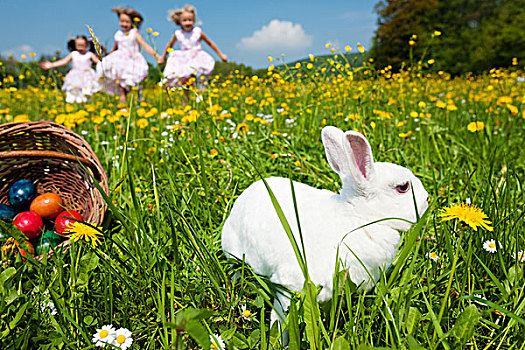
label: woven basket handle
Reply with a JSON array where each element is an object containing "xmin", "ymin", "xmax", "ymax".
[{"xmin": 0, "ymin": 150, "xmax": 101, "ymax": 178}]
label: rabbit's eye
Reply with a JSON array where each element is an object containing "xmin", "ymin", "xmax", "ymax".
[{"xmin": 395, "ymin": 181, "xmax": 410, "ymax": 194}]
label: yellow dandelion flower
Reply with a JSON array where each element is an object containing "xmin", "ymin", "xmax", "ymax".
[
  {"xmin": 409, "ymin": 40, "xmax": 416, "ymax": 46},
  {"xmin": 428, "ymin": 59, "xmax": 435, "ymax": 65},
  {"xmin": 153, "ymin": 32, "xmax": 159, "ymax": 37},
  {"xmin": 345, "ymin": 45, "xmax": 352, "ymax": 52},
  {"xmin": 325, "ymin": 42, "xmax": 332, "ymax": 48},
  {"xmin": 136, "ymin": 118, "xmax": 149, "ymax": 128},
  {"xmin": 64, "ymin": 221, "xmax": 104, "ymax": 248},
  {"xmin": 357, "ymin": 42, "xmax": 365, "ymax": 53},
  {"xmin": 147, "ymin": 27, "xmax": 152, "ymax": 33},
  {"xmin": 434, "ymin": 30, "xmax": 441, "ymax": 36},
  {"xmin": 267, "ymin": 56, "xmax": 273, "ymax": 62},
  {"xmin": 399, "ymin": 130, "xmax": 412, "ymax": 138},
  {"xmin": 467, "ymin": 121, "xmax": 485, "ymax": 132},
  {"xmin": 439, "ymin": 203, "xmax": 493, "ymax": 231},
  {"xmin": 210, "ymin": 149, "xmax": 218, "ymax": 158},
  {"xmin": 236, "ymin": 122, "xmax": 249, "ymax": 134}
]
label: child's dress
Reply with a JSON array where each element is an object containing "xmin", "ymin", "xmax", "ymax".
[
  {"xmin": 62, "ymin": 51, "xmax": 100, "ymax": 103},
  {"xmin": 98, "ymin": 28, "xmax": 149, "ymax": 95},
  {"xmin": 163, "ymin": 27, "xmax": 215, "ymax": 87}
]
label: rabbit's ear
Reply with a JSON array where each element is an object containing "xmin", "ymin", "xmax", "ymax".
[
  {"xmin": 322, "ymin": 126, "xmax": 348, "ymax": 175},
  {"xmin": 342, "ymin": 131, "xmax": 375, "ymax": 187}
]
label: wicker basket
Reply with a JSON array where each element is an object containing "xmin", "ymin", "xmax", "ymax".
[{"xmin": 0, "ymin": 121, "xmax": 108, "ymax": 227}]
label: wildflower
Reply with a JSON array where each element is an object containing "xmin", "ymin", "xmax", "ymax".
[
  {"xmin": 345, "ymin": 45, "xmax": 352, "ymax": 52},
  {"xmin": 409, "ymin": 40, "xmax": 415, "ymax": 46},
  {"xmin": 512, "ymin": 57, "xmax": 518, "ymax": 66},
  {"xmin": 428, "ymin": 59, "xmax": 435, "ymax": 65},
  {"xmin": 399, "ymin": 131, "xmax": 412, "ymax": 138},
  {"xmin": 434, "ymin": 30, "xmax": 441, "ymax": 36},
  {"xmin": 446, "ymin": 104, "xmax": 457, "ymax": 111},
  {"xmin": 240, "ymin": 305, "xmax": 253, "ymax": 321},
  {"xmin": 210, "ymin": 149, "xmax": 218, "ymax": 158},
  {"xmin": 113, "ymin": 328, "xmax": 133, "ymax": 350},
  {"xmin": 267, "ymin": 56, "xmax": 273, "ymax": 62},
  {"xmin": 439, "ymin": 203, "xmax": 493, "ymax": 231},
  {"xmin": 136, "ymin": 118, "xmax": 149, "ymax": 128},
  {"xmin": 210, "ymin": 333, "xmax": 225, "ymax": 350},
  {"xmin": 92, "ymin": 325, "xmax": 116, "ymax": 347},
  {"xmin": 467, "ymin": 121, "xmax": 485, "ymax": 132},
  {"xmin": 325, "ymin": 42, "xmax": 331, "ymax": 49},
  {"xmin": 153, "ymin": 32, "xmax": 159, "ymax": 37},
  {"xmin": 436, "ymin": 100, "xmax": 447, "ymax": 109},
  {"xmin": 147, "ymin": 27, "xmax": 152, "ymax": 33},
  {"xmin": 235, "ymin": 122, "xmax": 249, "ymax": 134},
  {"xmin": 427, "ymin": 252, "xmax": 439, "ymax": 261},
  {"xmin": 483, "ymin": 239, "xmax": 500, "ymax": 253},
  {"xmin": 513, "ymin": 250, "xmax": 525, "ymax": 263},
  {"xmin": 357, "ymin": 42, "xmax": 365, "ymax": 53},
  {"xmin": 307, "ymin": 63, "xmax": 313, "ymax": 69},
  {"xmin": 21, "ymin": 54, "xmax": 27, "ymax": 60},
  {"xmin": 64, "ymin": 221, "xmax": 104, "ymax": 248}
]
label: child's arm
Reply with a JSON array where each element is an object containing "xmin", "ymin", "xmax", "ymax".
[
  {"xmin": 110, "ymin": 42, "xmax": 118, "ymax": 53},
  {"xmin": 201, "ymin": 32, "xmax": 227, "ymax": 62},
  {"xmin": 158, "ymin": 34, "xmax": 177, "ymax": 64},
  {"xmin": 135, "ymin": 31, "xmax": 159, "ymax": 61},
  {"xmin": 89, "ymin": 52, "xmax": 100, "ymax": 64},
  {"xmin": 40, "ymin": 53, "xmax": 73, "ymax": 70}
]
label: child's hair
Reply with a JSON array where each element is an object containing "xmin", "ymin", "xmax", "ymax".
[
  {"xmin": 112, "ymin": 6, "xmax": 144, "ymax": 28},
  {"xmin": 168, "ymin": 4, "xmax": 196, "ymax": 26},
  {"xmin": 67, "ymin": 35, "xmax": 93, "ymax": 52}
]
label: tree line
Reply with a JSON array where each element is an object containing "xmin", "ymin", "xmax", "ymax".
[{"xmin": 371, "ymin": 0, "xmax": 525, "ymax": 74}]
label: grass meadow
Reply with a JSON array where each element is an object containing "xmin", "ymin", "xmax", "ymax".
[{"xmin": 0, "ymin": 52, "xmax": 524, "ymax": 349}]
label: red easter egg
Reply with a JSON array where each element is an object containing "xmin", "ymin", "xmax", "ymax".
[
  {"xmin": 30, "ymin": 193, "xmax": 64, "ymax": 220},
  {"xmin": 13, "ymin": 211, "xmax": 44, "ymax": 240},
  {"xmin": 54, "ymin": 210, "xmax": 83, "ymax": 236}
]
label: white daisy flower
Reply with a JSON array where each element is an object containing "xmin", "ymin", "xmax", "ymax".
[
  {"xmin": 513, "ymin": 250, "xmax": 525, "ymax": 263},
  {"xmin": 240, "ymin": 305, "xmax": 253, "ymax": 321},
  {"xmin": 483, "ymin": 239, "xmax": 501, "ymax": 253},
  {"xmin": 92, "ymin": 325, "xmax": 116, "ymax": 347},
  {"xmin": 210, "ymin": 333, "xmax": 225, "ymax": 350},
  {"xmin": 427, "ymin": 252, "xmax": 440, "ymax": 261},
  {"xmin": 112, "ymin": 328, "xmax": 133, "ymax": 350}
]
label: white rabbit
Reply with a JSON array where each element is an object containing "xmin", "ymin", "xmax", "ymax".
[{"xmin": 221, "ymin": 126, "xmax": 429, "ymax": 327}]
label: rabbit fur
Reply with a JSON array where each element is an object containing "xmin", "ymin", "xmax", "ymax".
[{"xmin": 221, "ymin": 126, "xmax": 429, "ymax": 326}]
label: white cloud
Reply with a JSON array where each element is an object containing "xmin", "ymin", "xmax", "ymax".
[
  {"xmin": 1, "ymin": 45, "xmax": 35, "ymax": 58},
  {"xmin": 237, "ymin": 19, "xmax": 312, "ymax": 52}
]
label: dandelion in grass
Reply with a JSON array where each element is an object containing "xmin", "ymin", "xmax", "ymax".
[
  {"xmin": 483, "ymin": 239, "xmax": 501, "ymax": 253},
  {"xmin": 64, "ymin": 221, "xmax": 103, "ymax": 248},
  {"xmin": 92, "ymin": 325, "xmax": 116, "ymax": 347},
  {"xmin": 240, "ymin": 304, "xmax": 253, "ymax": 321},
  {"xmin": 236, "ymin": 122, "xmax": 249, "ymax": 134},
  {"xmin": 427, "ymin": 252, "xmax": 440, "ymax": 262},
  {"xmin": 210, "ymin": 333, "xmax": 225, "ymax": 349},
  {"xmin": 439, "ymin": 203, "xmax": 493, "ymax": 231},
  {"xmin": 113, "ymin": 328, "xmax": 133, "ymax": 350}
]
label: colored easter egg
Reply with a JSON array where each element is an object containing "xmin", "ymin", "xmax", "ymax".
[
  {"xmin": 42, "ymin": 230, "xmax": 63, "ymax": 246},
  {"xmin": 15, "ymin": 238, "xmax": 35, "ymax": 260},
  {"xmin": 54, "ymin": 210, "xmax": 83, "ymax": 235},
  {"xmin": 30, "ymin": 193, "xmax": 64, "ymax": 220},
  {"xmin": 36, "ymin": 239, "xmax": 53, "ymax": 255},
  {"xmin": 0, "ymin": 203, "xmax": 17, "ymax": 222},
  {"xmin": 8, "ymin": 179, "xmax": 36, "ymax": 209},
  {"xmin": 13, "ymin": 211, "xmax": 44, "ymax": 240}
]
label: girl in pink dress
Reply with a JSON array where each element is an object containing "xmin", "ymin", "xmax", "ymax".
[
  {"xmin": 98, "ymin": 7, "xmax": 159, "ymax": 103},
  {"xmin": 41, "ymin": 36, "xmax": 101, "ymax": 104},
  {"xmin": 158, "ymin": 4, "xmax": 227, "ymax": 92}
]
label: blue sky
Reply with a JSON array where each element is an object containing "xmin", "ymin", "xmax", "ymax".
[{"xmin": 0, "ymin": 0, "xmax": 378, "ymax": 68}]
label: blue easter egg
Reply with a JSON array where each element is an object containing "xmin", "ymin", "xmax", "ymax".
[
  {"xmin": 8, "ymin": 180, "xmax": 36, "ymax": 208},
  {"xmin": 0, "ymin": 204, "xmax": 17, "ymax": 222}
]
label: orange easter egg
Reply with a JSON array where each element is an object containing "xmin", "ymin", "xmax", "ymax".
[{"xmin": 30, "ymin": 193, "xmax": 64, "ymax": 220}]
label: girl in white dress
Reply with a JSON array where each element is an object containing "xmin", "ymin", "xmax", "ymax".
[
  {"xmin": 158, "ymin": 4, "xmax": 227, "ymax": 92},
  {"xmin": 41, "ymin": 36, "xmax": 101, "ymax": 104},
  {"xmin": 98, "ymin": 7, "xmax": 159, "ymax": 103}
]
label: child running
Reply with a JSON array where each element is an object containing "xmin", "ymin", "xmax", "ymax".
[
  {"xmin": 41, "ymin": 35, "xmax": 100, "ymax": 103},
  {"xmin": 158, "ymin": 4, "xmax": 227, "ymax": 94},
  {"xmin": 98, "ymin": 7, "xmax": 159, "ymax": 103}
]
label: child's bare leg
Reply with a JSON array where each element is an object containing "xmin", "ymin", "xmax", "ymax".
[{"xmin": 118, "ymin": 86, "xmax": 127, "ymax": 104}]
